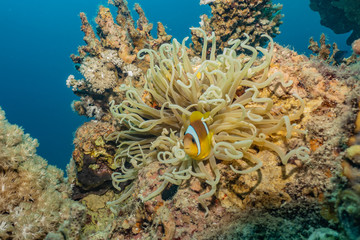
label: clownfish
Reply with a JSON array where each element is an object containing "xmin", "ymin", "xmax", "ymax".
[{"xmin": 184, "ymin": 111, "xmax": 213, "ymax": 161}]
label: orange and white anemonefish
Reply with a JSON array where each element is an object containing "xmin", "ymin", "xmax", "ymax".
[{"xmin": 184, "ymin": 111, "xmax": 213, "ymax": 161}]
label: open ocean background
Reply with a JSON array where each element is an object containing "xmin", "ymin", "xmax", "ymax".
[{"xmin": 0, "ymin": 0, "xmax": 351, "ymax": 171}]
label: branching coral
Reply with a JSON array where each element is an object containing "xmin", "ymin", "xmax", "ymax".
[
  {"xmin": 308, "ymin": 33, "xmax": 360, "ymax": 65},
  {"xmin": 67, "ymin": 1, "xmax": 172, "ymax": 120},
  {"xmin": 107, "ymin": 28, "xmax": 310, "ymax": 214},
  {"xmin": 192, "ymin": 0, "xmax": 283, "ymax": 54}
]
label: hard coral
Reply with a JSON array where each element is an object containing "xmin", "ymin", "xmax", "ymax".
[
  {"xmin": 308, "ymin": 34, "xmax": 335, "ymax": 62},
  {"xmin": 192, "ymin": 0, "xmax": 283, "ymax": 54},
  {"xmin": 308, "ymin": 34, "xmax": 360, "ymax": 65},
  {"xmin": 107, "ymin": 29, "xmax": 309, "ymax": 214},
  {"xmin": 352, "ymin": 38, "xmax": 360, "ymax": 55},
  {"xmin": 270, "ymin": 46, "xmax": 350, "ymax": 197},
  {"xmin": 67, "ymin": 1, "xmax": 172, "ymax": 120}
]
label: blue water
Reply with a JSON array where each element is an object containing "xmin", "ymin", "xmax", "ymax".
[{"xmin": 0, "ymin": 0, "xmax": 351, "ymax": 171}]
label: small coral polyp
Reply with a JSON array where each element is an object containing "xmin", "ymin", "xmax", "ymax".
[{"xmin": 107, "ymin": 28, "xmax": 309, "ymax": 213}]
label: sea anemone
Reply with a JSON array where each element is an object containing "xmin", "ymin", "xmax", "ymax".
[{"xmin": 106, "ymin": 28, "xmax": 310, "ymax": 214}]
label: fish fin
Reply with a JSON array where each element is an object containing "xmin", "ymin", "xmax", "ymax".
[
  {"xmin": 208, "ymin": 131, "xmax": 214, "ymax": 144},
  {"xmin": 203, "ymin": 112, "xmax": 210, "ymax": 119},
  {"xmin": 190, "ymin": 111, "xmax": 204, "ymax": 122}
]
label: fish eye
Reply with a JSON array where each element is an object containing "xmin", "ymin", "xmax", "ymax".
[{"xmin": 191, "ymin": 137, "xmax": 195, "ymax": 143}]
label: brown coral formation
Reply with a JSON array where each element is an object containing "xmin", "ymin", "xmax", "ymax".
[
  {"xmin": 308, "ymin": 33, "xmax": 360, "ymax": 65},
  {"xmin": 67, "ymin": 0, "xmax": 172, "ymax": 120},
  {"xmin": 308, "ymin": 33, "xmax": 336, "ymax": 62},
  {"xmin": 269, "ymin": 45, "xmax": 358, "ymax": 200},
  {"xmin": 0, "ymin": 107, "xmax": 84, "ymax": 239},
  {"xmin": 352, "ymin": 38, "xmax": 360, "ymax": 55},
  {"xmin": 191, "ymin": 0, "xmax": 283, "ymax": 54}
]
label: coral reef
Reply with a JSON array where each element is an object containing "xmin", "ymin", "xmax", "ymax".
[
  {"xmin": 323, "ymin": 101, "xmax": 360, "ymax": 240},
  {"xmin": 67, "ymin": 0, "xmax": 287, "ymax": 208},
  {"xmin": 309, "ymin": 0, "xmax": 360, "ymax": 45},
  {"xmin": 107, "ymin": 30, "xmax": 310, "ymax": 216},
  {"xmin": 308, "ymin": 33, "xmax": 339, "ymax": 63},
  {"xmin": 66, "ymin": 0, "xmax": 174, "ymax": 202},
  {"xmin": 192, "ymin": 0, "xmax": 283, "ymax": 54},
  {"xmin": 215, "ymin": 202, "xmax": 331, "ymax": 240},
  {"xmin": 0, "ymin": 107, "xmax": 84, "ymax": 240},
  {"xmin": 272, "ymin": 46, "xmax": 360, "ymax": 240},
  {"xmin": 67, "ymin": 0, "xmax": 172, "ymax": 121},
  {"xmin": 73, "ymin": 42, "xmax": 360, "ymax": 240},
  {"xmin": 308, "ymin": 33, "xmax": 360, "ymax": 65},
  {"xmin": 67, "ymin": 0, "xmax": 283, "ymax": 121},
  {"xmin": 65, "ymin": 0, "xmax": 360, "ymax": 239}
]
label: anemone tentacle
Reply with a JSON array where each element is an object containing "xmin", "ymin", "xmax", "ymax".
[{"xmin": 107, "ymin": 28, "xmax": 310, "ymax": 215}]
